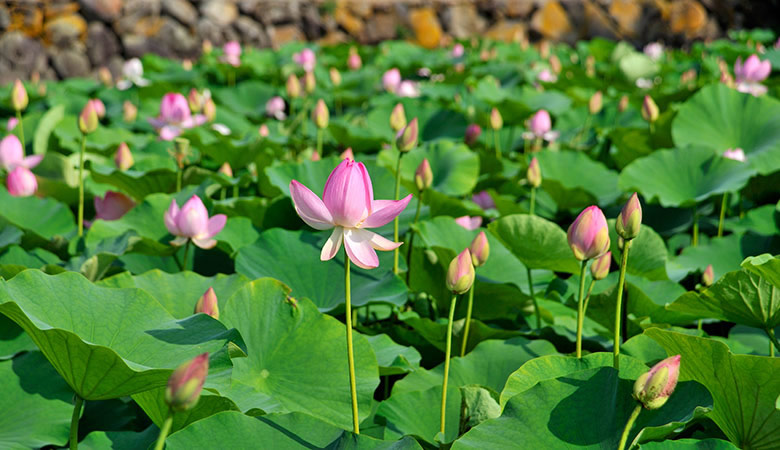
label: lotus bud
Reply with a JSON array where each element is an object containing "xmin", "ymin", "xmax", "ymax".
[
  {"xmin": 286, "ymin": 74, "xmax": 301, "ymax": 99},
  {"xmin": 590, "ymin": 251, "xmax": 611, "ymax": 280},
  {"xmin": 616, "ymin": 192, "xmax": 642, "ymax": 240},
  {"xmin": 641, "ymin": 95, "xmax": 659, "ymax": 123},
  {"xmin": 303, "ymin": 71, "xmax": 316, "ymax": 94},
  {"xmin": 701, "ymin": 264, "xmax": 714, "ymax": 287},
  {"xmin": 527, "ymin": 157, "xmax": 542, "ymax": 188},
  {"xmin": 329, "ymin": 67, "xmax": 341, "ymax": 87},
  {"xmin": 123, "ymin": 101, "xmax": 138, "ymax": 122},
  {"xmin": 414, "ymin": 158, "xmax": 433, "ymax": 191},
  {"xmin": 390, "ymin": 103, "xmax": 407, "ymax": 133},
  {"xmin": 633, "ymin": 355, "xmax": 681, "ymax": 410},
  {"xmin": 567, "ymin": 206, "xmax": 610, "ymax": 261},
  {"xmin": 348, "ymin": 47, "xmax": 362, "ymax": 70},
  {"xmin": 6, "ymin": 166, "xmax": 37, "ymax": 197},
  {"xmin": 90, "ymin": 99, "xmax": 106, "ymax": 119},
  {"xmin": 549, "ymin": 54, "xmax": 562, "ymax": 74},
  {"xmin": 490, "ymin": 107, "xmax": 503, "ymax": 130},
  {"xmin": 188, "ymin": 89, "xmax": 203, "ymax": 113},
  {"xmin": 114, "ymin": 142, "xmax": 134, "ymax": 170},
  {"xmin": 194, "ymin": 287, "xmax": 219, "ymax": 319},
  {"xmin": 218, "ymin": 162, "xmax": 233, "ymax": 178},
  {"xmin": 529, "ymin": 110, "xmax": 552, "ymax": 137},
  {"xmin": 313, "ymin": 99, "xmax": 329, "ymax": 129},
  {"xmin": 589, "ymin": 91, "xmax": 603, "ymax": 115},
  {"xmin": 396, "ymin": 118, "xmax": 418, "ymax": 152},
  {"xmin": 78, "ymin": 101, "xmax": 99, "ymax": 134},
  {"xmin": 11, "ymin": 79, "xmax": 27, "ymax": 112},
  {"xmin": 310, "ymin": 151, "xmax": 321, "ymax": 161},
  {"xmin": 618, "ymin": 95, "xmax": 629, "ymax": 113},
  {"xmin": 182, "ymin": 59, "xmax": 193, "ymax": 71},
  {"xmin": 464, "ymin": 123, "xmax": 481, "ymax": 146},
  {"xmin": 98, "ymin": 67, "xmax": 113, "ymax": 86},
  {"xmin": 258, "ymin": 124, "xmax": 269, "ymax": 137},
  {"xmin": 446, "ymin": 248, "xmax": 475, "ymax": 294},
  {"xmin": 203, "ymin": 98, "xmax": 216, "ymax": 122},
  {"xmin": 585, "ymin": 55, "xmax": 596, "ymax": 77},
  {"xmin": 469, "ymin": 231, "xmax": 490, "ymax": 267},
  {"xmin": 6, "ymin": 117, "xmax": 18, "ymax": 131},
  {"xmin": 340, "ymin": 147, "xmax": 354, "ymax": 160},
  {"xmin": 202, "ymin": 39, "xmax": 213, "ymax": 55},
  {"xmin": 165, "ymin": 353, "xmax": 209, "ymax": 412}
]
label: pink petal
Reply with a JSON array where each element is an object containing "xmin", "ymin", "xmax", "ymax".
[
  {"xmin": 0, "ymin": 134, "xmax": 23, "ymax": 170},
  {"xmin": 148, "ymin": 117, "xmax": 166, "ymax": 129},
  {"xmin": 170, "ymin": 236, "xmax": 188, "ymax": 246},
  {"xmin": 159, "ymin": 125, "xmax": 181, "ymax": 141},
  {"xmin": 362, "ymin": 195, "xmax": 412, "ymax": 228},
  {"xmin": 177, "ymin": 195, "xmax": 209, "ymax": 238},
  {"xmin": 343, "ymin": 228, "xmax": 379, "ymax": 269},
  {"xmin": 290, "ymin": 180, "xmax": 334, "ymax": 230},
  {"xmin": 207, "ymin": 214, "xmax": 227, "ymax": 238},
  {"xmin": 182, "ymin": 115, "xmax": 207, "ymax": 128},
  {"xmin": 322, "ymin": 159, "xmax": 373, "ymax": 228},
  {"xmin": 192, "ymin": 237, "xmax": 217, "ymax": 249},
  {"xmin": 365, "ymin": 229, "xmax": 402, "ymax": 251},
  {"xmin": 21, "ymin": 154, "xmax": 43, "ymax": 169},
  {"xmin": 455, "ymin": 216, "xmax": 482, "ymax": 230},
  {"xmin": 164, "ymin": 199, "xmax": 181, "ymax": 235},
  {"xmin": 320, "ymin": 227, "xmax": 343, "ymax": 261},
  {"xmin": 753, "ymin": 60, "xmax": 771, "ymax": 81}
]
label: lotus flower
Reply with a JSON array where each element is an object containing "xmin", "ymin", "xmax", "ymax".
[
  {"xmin": 633, "ymin": 355, "xmax": 681, "ymax": 410},
  {"xmin": 414, "ymin": 158, "xmax": 433, "ymax": 191},
  {"xmin": 397, "ymin": 80, "xmax": 420, "ymax": 98},
  {"xmin": 643, "ymin": 42, "xmax": 664, "ymax": 61},
  {"xmin": 523, "ymin": 109, "xmax": 559, "ymax": 142},
  {"xmin": 302, "ymin": 71, "xmax": 316, "ymax": 94},
  {"xmin": 702, "ymin": 264, "xmax": 714, "ymax": 287},
  {"xmin": 464, "ymin": 124, "xmax": 481, "ymax": 146},
  {"xmin": 149, "ymin": 93, "xmax": 206, "ymax": 141},
  {"xmin": 6, "ymin": 117, "xmax": 18, "ymax": 131},
  {"xmin": 194, "ymin": 287, "xmax": 219, "ymax": 319},
  {"xmin": 390, "ymin": 103, "xmax": 407, "ymax": 133},
  {"xmin": 383, "ymin": 68, "xmax": 401, "ymax": 93},
  {"xmin": 527, "ymin": 157, "xmax": 542, "ymax": 188},
  {"xmin": 165, "ymin": 353, "xmax": 209, "ymax": 412},
  {"xmin": 469, "ymin": 231, "xmax": 489, "ymax": 267},
  {"xmin": 78, "ymin": 101, "xmax": 99, "ymax": 135},
  {"xmin": 293, "ymin": 48, "xmax": 316, "ymax": 72},
  {"xmin": 340, "ymin": 148, "xmax": 354, "ymax": 160},
  {"xmin": 455, "ymin": 215, "xmax": 482, "ymax": 230},
  {"xmin": 0, "ymin": 135, "xmax": 42, "ymax": 171},
  {"xmin": 286, "ymin": 74, "xmax": 302, "ymax": 99},
  {"xmin": 452, "ymin": 43, "xmax": 465, "ymax": 58},
  {"xmin": 734, "ymin": 55, "xmax": 771, "ymax": 96},
  {"xmin": 537, "ymin": 69, "xmax": 557, "ymax": 83},
  {"xmin": 6, "ymin": 166, "xmax": 37, "ymax": 197},
  {"xmin": 589, "ymin": 91, "xmax": 603, "ymax": 115},
  {"xmin": 590, "ymin": 251, "xmax": 611, "ymax": 280},
  {"xmin": 472, "ymin": 191, "xmax": 495, "ymax": 210},
  {"xmin": 446, "ymin": 248, "xmax": 475, "ymax": 294},
  {"xmin": 123, "ymin": 101, "xmax": 138, "ymax": 122},
  {"xmin": 567, "ymin": 206, "xmax": 610, "ymax": 261},
  {"xmin": 89, "ymin": 99, "xmax": 106, "ymax": 119},
  {"xmin": 289, "ymin": 159, "xmax": 411, "ymax": 269},
  {"xmin": 11, "ymin": 79, "xmax": 27, "ymax": 111},
  {"xmin": 723, "ymin": 148, "xmax": 746, "ymax": 162},
  {"xmin": 616, "ymin": 192, "xmax": 642, "ymax": 240},
  {"xmin": 348, "ymin": 48, "xmax": 362, "ymax": 70},
  {"xmin": 329, "ymin": 67, "xmax": 342, "ymax": 87},
  {"xmin": 94, "ymin": 191, "xmax": 135, "ymax": 221},
  {"xmin": 164, "ymin": 195, "xmax": 227, "ymax": 249},
  {"xmin": 221, "ymin": 40, "xmax": 241, "ymax": 67},
  {"xmin": 258, "ymin": 124, "xmax": 269, "ymax": 137},
  {"xmin": 641, "ymin": 95, "xmax": 659, "ymax": 123},
  {"xmin": 116, "ymin": 58, "xmax": 150, "ymax": 90}
]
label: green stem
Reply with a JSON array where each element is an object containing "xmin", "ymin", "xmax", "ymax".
[
  {"xmin": 176, "ymin": 167, "xmax": 183, "ymax": 192},
  {"xmin": 392, "ymin": 149, "xmax": 403, "ymax": 275},
  {"xmin": 232, "ymin": 184, "xmax": 238, "ymax": 198},
  {"xmin": 460, "ymin": 284, "xmax": 475, "ymax": 357},
  {"xmin": 617, "ymin": 404, "xmax": 643, "ymax": 450},
  {"xmin": 316, "ymin": 128, "xmax": 323, "ymax": 157},
  {"xmin": 153, "ymin": 409, "xmax": 174, "ymax": 450},
  {"xmin": 77, "ymin": 135, "xmax": 86, "ymax": 237},
  {"xmin": 220, "ymin": 187, "xmax": 226, "ymax": 200},
  {"xmin": 614, "ymin": 239, "xmax": 633, "ymax": 369},
  {"xmin": 493, "ymin": 129, "xmax": 501, "ymax": 160},
  {"xmin": 344, "ymin": 257, "xmax": 360, "ymax": 434},
  {"xmin": 582, "ymin": 279, "xmax": 596, "ymax": 317},
  {"xmin": 697, "ymin": 319, "xmax": 703, "ymax": 332},
  {"xmin": 181, "ymin": 240, "xmax": 191, "ymax": 273},
  {"xmin": 15, "ymin": 110, "xmax": 24, "ymax": 148},
  {"xmin": 528, "ymin": 267, "xmax": 541, "ymax": 329},
  {"xmin": 692, "ymin": 206, "xmax": 699, "ymax": 247},
  {"xmin": 575, "ymin": 260, "xmax": 587, "ymax": 358},
  {"xmin": 440, "ymin": 294, "xmax": 458, "ymax": 435},
  {"xmin": 529, "ymin": 187, "xmax": 536, "ymax": 216},
  {"xmin": 405, "ymin": 192, "xmax": 423, "ymax": 285},
  {"xmin": 767, "ymin": 328, "xmax": 779, "ymax": 357},
  {"xmin": 69, "ymin": 395, "xmax": 84, "ymax": 450},
  {"xmin": 717, "ymin": 193, "xmax": 728, "ymax": 238}
]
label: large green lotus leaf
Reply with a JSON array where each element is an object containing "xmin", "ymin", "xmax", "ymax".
[
  {"xmin": 607, "ymin": 219, "xmax": 669, "ymax": 281},
  {"xmin": 377, "ymin": 385, "xmax": 461, "ymax": 444},
  {"xmin": 724, "ymin": 204, "xmax": 779, "ymax": 236},
  {"xmin": 366, "ymin": 334, "xmax": 422, "ymax": 376},
  {"xmin": 212, "ymin": 80, "xmax": 275, "ymax": 121},
  {"xmin": 132, "ymin": 388, "xmax": 239, "ymax": 434},
  {"xmin": 488, "ymin": 214, "xmax": 580, "ymax": 274},
  {"xmin": 79, "ymin": 427, "xmax": 157, "ymax": 450},
  {"xmin": 400, "ymin": 312, "xmax": 524, "ymax": 354},
  {"xmin": 0, "ymin": 270, "xmax": 237, "ymax": 400},
  {"xmin": 535, "ymin": 150, "xmax": 621, "ymax": 208},
  {"xmin": 672, "ymin": 84, "xmax": 780, "ymax": 175},
  {"xmin": 220, "ymin": 278, "xmax": 380, "ymax": 429},
  {"xmin": 213, "ymin": 216, "xmax": 260, "ymax": 254},
  {"xmin": 235, "ymin": 229, "xmax": 407, "ymax": 311},
  {"xmin": 0, "ymin": 314, "xmax": 35, "ymax": 360},
  {"xmin": 618, "ymin": 146, "xmax": 754, "ymax": 208},
  {"xmin": 394, "ymin": 140, "xmax": 479, "ymax": 197},
  {"xmin": 639, "ymin": 439, "xmax": 739, "ymax": 449},
  {"xmin": 89, "ymin": 165, "xmax": 210, "ymax": 202},
  {"xmin": 741, "ymin": 254, "xmax": 780, "ymax": 288},
  {"xmin": 0, "ymin": 186, "xmax": 75, "ymax": 241},
  {"xmin": 609, "ymin": 127, "xmax": 655, "ymax": 169},
  {"xmin": 646, "ymin": 329, "xmax": 780, "ymax": 449},
  {"xmin": 0, "ymin": 351, "xmax": 74, "ymax": 449},
  {"xmin": 668, "ymin": 233, "xmax": 780, "ymax": 283},
  {"xmin": 99, "ymin": 270, "xmax": 249, "ymax": 319},
  {"xmin": 452, "ymin": 366, "xmax": 711, "ymax": 449}
]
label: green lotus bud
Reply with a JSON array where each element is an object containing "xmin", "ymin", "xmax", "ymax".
[
  {"xmin": 329, "ymin": 67, "xmax": 341, "ymax": 87},
  {"xmin": 286, "ymin": 74, "xmax": 301, "ymax": 99},
  {"xmin": 397, "ymin": 118, "xmax": 418, "ymax": 152},
  {"xmin": 633, "ymin": 355, "xmax": 680, "ymax": 410},
  {"xmin": 165, "ymin": 353, "xmax": 209, "ymax": 411},
  {"xmin": 414, "ymin": 158, "xmax": 432, "ymax": 191},
  {"xmin": 446, "ymin": 248, "xmax": 475, "ymax": 294},
  {"xmin": 78, "ymin": 101, "xmax": 99, "ymax": 134},
  {"xmin": 527, "ymin": 157, "xmax": 542, "ymax": 188},
  {"xmin": 641, "ymin": 95, "xmax": 659, "ymax": 123},
  {"xmin": 313, "ymin": 99, "xmax": 329, "ymax": 129},
  {"xmin": 489, "ymin": 107, "xmax": 503, "ymax": 130},
  {"xmin": 11, "ymin": 79, "xmax": 28, "ymax": 112},
  {"xmin": 390, "ymin": 103, "xmax": 407, "ymax": 133},
  {"xmin": 616, "ymin": 192, "xmax": 642, "ymax": 240},
  {"xmin": 590, "ymin": 251, "xmax": 611, "ymax": 280},
  {"xmin": 701, "ymin": 264, "xmax": 714, "ymax": 287},
  {"xmin": 469, "ymin": 231, "xmax": 490, "ymax": 267}
]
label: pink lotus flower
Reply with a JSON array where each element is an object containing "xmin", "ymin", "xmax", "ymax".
[
  {"xmin": 348, "ymin": 49, "xmax": 362, "ymax": 70},
  {"xmin": 455, "ymin": 215, "xmax": 482, "ymax": 230},
  {"xmin": 0, "ymin": 134, "xmax": 42, "ymax": 171},
  {"xmin": 567, "ymin": 206, "xmax": 610, "ymax": 261},
  {"xmin": 734, "ymin": 54, "xmax": 771, "ymax": 96},
  {"xmin": 165, "ymin": 353, "xmax": 209, "ymax": 412},
  {"xmin": 633, "ymin": 355, "xmax": 681, "ymax": 410},
  {"xmin": 397, "ymin": 80, "xmax": 420, "ymax": 98},
  {"xmin": 643, "ymin": 42, "xmax": 664, "ymax": 61},
  {"xmin": 164, "ymin": 195, "xmax": 227, "ymax": 249},
  {"xmin": 452, "ymin": 43, "xmax": 465, "ymax": 58},
  {"xmin": 265, "ymin": 96, "xmax": 287, "ymax": 120},
  {"xmin": 6, "ymin": 166, "xmax": 37, "ymax": 197},
  {"xmin": 472, "ymin": 191, "xmax": 495, "ymax": 210},
  {"xmin": 149, "ymin": 93, "xmax": 207, "ymax": 141},
  {"xmin": 523, "ymin": 109, "xmax": 559, "ymax": 142},
  {"xmin": 194, "ymin": 287, "xmax": 219, "ymax": 319},
  {"xmin": 289, "ymin": 159, "xmax": 411, "ymax": 269},
  {"xmin": 6, "ymin": 117, "xmax": 18, "ymax": 131},
  {"xmin": 464, "ymin": 124, "xmax": 481, "ymax": 146},
  {"xmin": 222, "ymin": 40, "xmax": 241, "ymax": 67},
  {"xmin": 293, "ymin": 48, "xmax": 316, "ymax": 72},
  {"xmin": 94, "ymin": 191, "xmax": 135, "ymax": 221},
  {"xmin": 537, "ymin": 69, "xmax": 557, "ymax": 83},
  {"xmin": 446, "ymin": 248, "xmax": 475, "ymax": 294},
  {"xmin": 383, "ymin": 68, "xmax": 402, "ymax": 93},
  {"xmin": 723, "ymin": 148, "xmax": 746, "ymax": 162}
]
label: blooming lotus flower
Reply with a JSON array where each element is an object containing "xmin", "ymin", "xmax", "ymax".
[
  {"xmin": 397, "ymin": 80, "xmax": 420, "ymax": 98},
  {"xmin": 348, "ymin": 48, "xmax": 362, "ymax": 70},
  {"xmin": 165, "ymin": 353, "xmax": 209, "ymax": 412},
  {"xmin": 293, "ymin": 48, "xmax": 316, "ymax": 72},
  {"xmin": 94, "ymin": 191, "xmax": 135, "ymax": 221},
  {"xmin": 289, "ymin": 159, "xmax": 411, "ymax": 269},
  {"xmin": 149, "ymin": 93, "xmax": 207, "ymax": 141},
  {"xmin": 643, "ymin": 42, "xmax": 664, "ymax": 61},
  {"xmin": 633, "ymin": 355, "xmax": 680, "ymax": 410},
  {"xmin": 567, "ymin": 206, "xmax": 610, "ymax": 261},
  {"xmin": 116, "ymin": 58, "xmax": 150, "ymax": 90},
  {"xmin": 446, "ymin": 248, "xmax": 475, "ymax": 294},
  {"xmin": 469, "ymin": 231, "xmax": 489, "ymax": 267},
  {"xmin": 464, "ymin": 124, "xmax": 481, "ymax": 146},
  {"xmin": 472, "ymin": 191, "xmax": 495, "ymax": 210},
  {"xmin": 221, "ymin": 40, "xmax": 241, "ymax": 67},
  {"xmin": 455, "ymin": 215, "xmax": 482, "ymax": 230},
  {"xmin": 383, "ymin": 68, "xmax": 401, "ymax": 93},
  {"xmin": 723, "ymin": 148, "xmax": 746, "ymax": 162},
  {"xmin": 114, "ymin": 142, "xmax": 134, "ymax": 170},
  {"xmin": 6, "ymin": 117, "xmax": 18, "ymax": 131},
  {"xmin": 0, "ymin": 134, "xmax": 42, "ymax": 171},
  {"xmin": 11, "ymin": 79, "xmax": 28, "ymax": 111},
  {"xmin": 734, "ymin": 55, "xmax": 771, "ymax": 96},
  {"xmin": 590, "ymin": 251, "xmax": 611, "ymax": 280},
  {"xmin": 452, "ymin": 43, "xmax": 465, "ymax": 58},
  {"xmin": 523, "ymin": 109, "xmax": 559, "ymax": 142},
  {"xmin": 702, "ymin": 264, "xmax": 714, "ymax": 287},
  {"xmin": 194, "ymin": 287, "xmax": 219, "ymax": 319},
  {"xmin": 6, "ymin": 166, "xmax": 37, "ymax": 197},
  {"xmin": 164, "ymin": 195, "xmax": 227, "ymax": 249}
]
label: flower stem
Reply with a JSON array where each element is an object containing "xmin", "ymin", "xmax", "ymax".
[
  {"xmin": 70, "ymin": 395, "xmax": 84, "ymax": 450},
  {"xmin": 176, "ymin": 166, "xmax": 183, "ymax": 192},
  {"xmin": 493, "ymin": 129, "xmax": 501, "ymax": 160},
  {"xmin": 405, "ymin": 192, "xmax": 423, "ymax": 285},
  {"xmin": 15, "ymin": 110, "xmax": 24, "ymax": 147},
  {"xmin": 527, "ymin": 267, "xmax": 541, "ymax": 329},
  {"xmin": 440, "ymin": 293, "xmax": 457, "ymax": 436},
  {"xmin": 153, "ymin": 409, "xmax": 174, "ymax": 450},
  {"xmin": 614, "ymin": 239, "xmax": 633, "ymax": 369},
  {"xmin": 181, "ymin": 240, "xmax": 191, "ymax": 272},
  {"xmin": 575, "ymin": 260, "xmax": 587, "ymax": 358},
  {"xmin": 232, "ymin": 184, "xmax": 238, "ymax": 198},
  {"xmin": 767, "ymin": 327, "xmax": 779, "ymax": 357},
  {"xmin": 529, "ymin": 187, "xmax": 536, "ymax": 216},
  {"xmin": 77, "ymin": 134, "xmax": 87, "ymax": 237},
  {"xmin": 692, "ymin": 205, "xmax": 699, "ymax": 247},
  {"xmin": 460, "ymin": 283, "xmax": 475, "ymax": 357},
  {"xmin": 344, "ymin": 257, "xmax": 360, "ymax": 434},
  {"xmin": 717, "ymin": 193, "xmax": 728, "ymax": 238},
  {"xmin": 617, "ymin": 404, "xmax": 643, "ymax": 450},
  {"xmin": 392, "ymin": 149, "xmax": 403, "ymax": 275},
  {"xmin": 316, "ymin": 128, "xmax": 323, "ymax": 157},
  {"xmin": 582, "ymin": 279, "xmax": 596, "ymax": 317}
]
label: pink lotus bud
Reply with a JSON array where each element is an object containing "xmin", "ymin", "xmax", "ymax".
[
  {"xmin": 329, "ymin": 67, "xmax": 341, "ymax": 87},
  {"xmin": 222, "ymin": 41, "xmax": 241, "ymax": 67},
  {"xmin": 616, "ymin": 192, "xmax": 642, "ymax": 240},
  {"xmin": 94, "ymin": 191, "xmax": 135, "ymax": 221},
  {"xmin": 589, "ymin": 91, "xmax": 603, "ymax": 115},
  {"xmin": 489, "ymin": 107, "xmax": 503, "ymax": 130},
  {"xmin": 164, "ymin": 195, "xmax": 227, "ymax": 249},
  {"xmin": 567, "ymin": 206, "xmax": 610, "ymax": 261},
  {"xmin": 11, "ymin": 79, "xmax": 27, "ymax": 111},
  {"xmin": 265, "ymin": 96, "xmax": 286, "ymax": 120},
  {"xmin": 618, "ymin": 95, "xmax": 629, "ymax": 113},
  {"xmin": 452, "ymin": 43, "xmax": 465, "ymax": 58},
  {"xmin": 202, "ymin": 40, "xmax": 213, "ymax": 55},
  {"xmin": 90, "ymin": 99, "xmax": 106, "ymax": 119},
  {"xmin": 0, "ymin": 134, "xmax": 42, "ymax": 171},
  {"xmin": 340, "ymin": 148, "xmax": 354, "ymax": 160},
  {"xmin": 641, "ymin": 95, "xmax": 659, "ymax": 123},
  {"xmin": 464, "ymin": 124, "xmax": 481, "ymax": 147},
  {"xmin": 188, "ymin": 89, "xmax": 203, "ymax": 113},
  {"xmin": 383, "ymin": 68, "xmax": 401, "ymax": 93},
  {"xmin": 258, "ymin": 124, "xmax": 269, "ymax": 137},
  {"xmin": 293, "ymin": 48, "xmax": 316, "ymax": 72},
  {"xmin": 643, "ymin": 42, "xmax": 664, "ymax": 61},
  {"xmin": 123, "ymin": 101, "xmax": 138, "ymax": 122},
  {"xmin": 78, "ymin": 101, "xmax": 99, "ymax": 134},
  {"xmin": 203, "ymin": 98, "xmax": 216, "ymax": 122},
  {"xmin": 286, "ymin": 74, "xmax": 301, "ymax": 99},
  {"xmin": 446, "ymin": 248, "xmax": 475, "ymax": 294},
  {"xmin": 6, "ymin": 117, "xmax": 18, "ymax": 131},
  {"xmin": 414, "ymin": 158, "xmax": 433, "ymax": 191},
  {"xmin": 313, "ymin": 99, "xmax": 329, "ymax": 129},
  {"xmin": 469, "ymin": 231, "xmax": 490, "ymax": 267},
  {"xmin": 348, "ymin": 48, "xmax": 362, "ymax": 70},
  {"xmin": 165, "ymin": 353, "xmax": 209, "ymax": 411},
  {"xmin": 723, "ymin": 148, "xmax": 746, "ymax": 162},
  {"xmin": 633, "ymin": 355, "xmax": 681, "ymax": 410},
  {"xmin": 98, "ymin": 67, "xmax": 113, "ymax": 86},
  {"xmin": 303, "ymin": 71, "xmax": 316, "ymax": 94},
  {"xmin": 527, "ymin": 157, "xmax": 542, "ymax": 188},
  {"xmin": 549, "ymin": 54, "xmax": 562, "ymax": 74},
  {"xmin": 6, "ymin": 166, "xmax": 37, "ymax": 197},
  {"xmin": 702, "ymin": 264, "xmax": 714, "ymax": 287},
  {"xmin": 472, "ymin": 191, "xmax": 495, "ymax": 210},
  {"xmin": 455, "ymin": 215, "xmax": 482, "ymax": 230},
  {"xmin": 218, "ymin": 162, "xmax": 233, "ymax": 178},
  {"xmin": 194, "ymin": 287, "xmax": 219, "ymax": 319},
  {"xmin": 310, "ymin": 151, "xmax": 321, "ymax": 162},
  {"xmin": 396, "ymin": 118, "xmax": 418, "ymax": 152},
  {"xmin": 114, "ymin": 142, "xmax": 134, "ymax": 170},
  {"xmin": 529, "ymin": 110, "xmax": 551, "ymax": 137},
  {"xmin": 590, "ymin": 251, "xmax": 611, "ymax": 280},
  {"xmin": 182, "ymin": 59, "xmax": 193, "ymax": 71},
  {"xmin": 390, "ymin": 103, "xmax": 407, "ymax": 133}
]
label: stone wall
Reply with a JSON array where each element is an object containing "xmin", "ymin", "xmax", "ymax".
[{"xmin": 0, "ymin": 0, "xmax": 774, "ymax": 84}]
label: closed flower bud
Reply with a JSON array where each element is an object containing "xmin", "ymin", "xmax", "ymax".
[
  {"xmin": 527, "ymin": 157, "xmax": 542, "ymax": 188},
  {"xmin": 348, "ymin": 48, "xmax": 362, "ymax": 70},
  {"xmin": 194, "ymin": 287, "xmax": 219, "ymax": 319},
  {"xmin": 469, "ymin": 231, "xmax": 490, "ymax": 267},
  {"xmin": 489, "ymin": 107, "xmax": 503, "ymax": 130},
  {"xmin": 589, "ymin": 91, "xmax": 603, "ymax": 115},
  {"xmin": 303, "ymin": 71, "xmax": 316, "ymax": 94},
  {"xmin": 98, "ymin": 67, "xmax": 113, "ymax": 86},
  {"xmin": 114, "ymin": 142, "xmax": 134, "ymax": 170},
  {"xmin": 123, "ymin": 101, "xmax": 138, "ymax": 122},
  {"xmin": 446, "ymin": 248, "xmax": 475, "ymax": 294},
  {"xmin": 414, "ymin": 158, "xmax": 433, "ymax": 191},
  {"xmin": 202, "ymin": 39, "xmax": 213, "ymax": 55},
  {"xmin": 218, "ymin": 162, "xmax": 233, "ymax": 178},
  {"xmin": 397, "ymin": 118, "xmax": 418, "ymax": 152},
  {"xmin": 464, "ymin": 123, "xmax": 481, "ymax": 147},
  {"xmin": 641, "ymin": 95, "xmax": 659, "ymax": 123},
  {"xmin": 286, "ymin": 74, "xmax": 301, "ymax": 99},
  {"xmin": 11, "ymin": 79, "xmax": 27, "ymax": 111},
  {"xmin": 529, "ymin": 110, "xmax": 552, "ymax": 137},
  {"xmin": 329, "ymin": 67, "xmax": 341, "ymax": 87},
  {"xmin": 90, "ymin": 99, "xmax": 106, "ymax": 119},
  {"xmin": 203, "ymin": 98, "xmax": 216, "ymax": 122},
  {"xmin": 258, "ymin": 124, "xmax": 269, "ymax": 137},
  {"xmin": 616, "ymin": 192, "xmax": 642, "ymax": 240},
  {"xmin": 165, "ymin": 353, "xmax": 209, "ymax": 411},
  {"xmin": 188, "ymin": 89, "xmax": 203, "ymax": 113},
  {"xmin": 6, "ymin": 166, "xmax": 37, "ymax": 197},
  {"xmin": 390, "ymin": 103, "xmax": 407, "ymax": 133},
  {"xmin": 633, "ymin": 355, "xmax": 680, "ymax": 410},
  {"xmin": 78, "ymin": 101, "xmax": 99, "ymax": 134},
  {"xmin": 618, "ymin": 95, "xmax": 629, "ymax": 113},
  {"xmin": 313, "ymin": 99, "xmax": 329, "ymax": 129},
  {"xmin": 567, "ymin": 206, "xmax": 610, "ymax": 261},
  {"xmin": 701, "ymin": 264, "xmax": 714, "ymax": 287},
  {"xmin": 590, "ymin": 251, "xmax": 611, "ymax": 280},
  {"xmin": 340, "ymin": 147, "xmax": 354, "ymax": 161}
]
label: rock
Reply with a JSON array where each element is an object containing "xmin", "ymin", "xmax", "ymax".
[
  {"xmin": 0, "ymin": 31, "xmax": 49, "ymax": 84},
  {"xmin": 251, "ymin": 0, "xmax": 299, "ymax": 25},
  {"xmin": 43, "ymin": 14, "xmax": 87, "ymax": 48},
  {"xmin": 609, "ymin": 0, "xmax": 642, "ymax": 37},
  {"xmin": 410, "ymin": 7, "xmax": 442, "ymax": 49},
  {"xmin": 347, "ymin": 1, "xmax": 371, "ymax": 18},
  {"xmin": 233, "ymin": 15, "xmax": 269, "ymax": 48},
  {"xmin": 364, "ymin": 11, "xmax": 397, "ymax": 43},
  {"xmin": 153, "ymin": 17, "xmax": 199, "ymax": 58},
  {"xmin": 318, "ymin": 30, "xmax": 349, "ymax": 46},
  {"xmin": 503, "ymin": 0, "xmax": 534, "ymax": 18},
  {"xmin": 300, "ymin": 3, "xmax": 323, "ymax": 40},
  {"xmin": 162, "ymin": 0, "xmax": 197, "ymax": 26},
  {"xmin": 116, "ymin": 0, "xmax": 160, "ymax": 35},
  {"xmin": 334, "ymin": 4, "xmax": 363, "ymax": 37},
  {"xmin": 78, "ymin": 0, "xmax": 123, "ymax": 21},
  {"xmin": 585, "ymin": 1, "xmax": 619, "ymax": 40},
  {"xmin": 268, "ymin": 24, "xmax": 303, "ymax": 48},
  {"xmin": 484, "ymin": 20, "xmax": 527, "ymax": 43},
  {"xmin": 531, "ymin": 0, "xmax": 573, "ymax": 41},
  {"xmin": 201, "ymin": 0, "xmax": 238, "ymax": 27},
  {"xmin": 51, "ymin": 48, "xmax": 90, "ymax": 77},
  {"xmin": 0, "ymin": 6, "xmax": 10, "ymax": 30},
  {"xmin": 444, "ymin": 3, "xmax": 486, "ymax": 38},
  {"xmin": 196, "ymin": 17, "xmax": 239, "ymax": 47},
  {"xmin": 86, "ymin": 21, "xmax": 120, "ymax": 66},
  {"xmin": 669, "ymin": 0, "xmax": 707, "ymax": 37},
  {"xmin": 43, "ymin": 2, "xmax": 80, "ymax": 20},
  {"xmin": 8, "ymin": 4, "xmax": 44, "ymax": 37}
]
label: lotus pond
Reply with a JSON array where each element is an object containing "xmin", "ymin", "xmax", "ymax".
[{"xmin": 0, "ymin": 33, "xmax": 779, "ymax": 449}]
